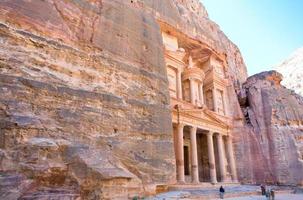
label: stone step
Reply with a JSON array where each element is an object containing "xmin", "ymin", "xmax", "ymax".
[{"xmin": 167, "ymin": 182, "xmax": 240, "ymax": 191}]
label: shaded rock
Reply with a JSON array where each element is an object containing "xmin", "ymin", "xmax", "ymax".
[
  {"xmin": 0, "ymin": 173, "xmax": 34, "ymax": 200},
  {"xmin": 0, "ymin": 0, "xmax": 301, "ymax": 199},
  {"xmin": 235, "ymin": 70, "xmax": 303, "ymax": 185},
  {"xmin": 20, "ymin": 187, "xmax": 80, "ymax": 200},
  {"xmin": 27, "ymin": 137, "xmax": 59, "ymax": 149},
  {"xmin": 66, "ymin": 145, "xmax": 136, "ymax": 181}
]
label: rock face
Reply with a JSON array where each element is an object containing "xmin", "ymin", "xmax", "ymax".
[
  {"xmin": 0, "ymin": 0, "xmax": 176, "ymax": 199},
  {"xmin": 275, "ymin": 47, "xmax": 303, "ymax": 96},
  {"xmin": 235, "ymin": 71, "xmax": 303, "ymax": 185},
  {"xmin": 0, "ymin": 0, "xmax": 302, "ymax": 199}
]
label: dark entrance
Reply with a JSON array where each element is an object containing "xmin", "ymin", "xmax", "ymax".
[{"xmin": 184, "ymin": 146, "xmax": 190, "ymax": 175}]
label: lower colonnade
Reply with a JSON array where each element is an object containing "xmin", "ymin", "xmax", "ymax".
[{"xmin": 174, "ymin": 122, "xmax": 238, "ymax": 184}]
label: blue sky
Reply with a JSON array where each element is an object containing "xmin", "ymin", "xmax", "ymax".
[{"xmin": 202, "ymin": 0, "xmax": 303, "ymax": 75}]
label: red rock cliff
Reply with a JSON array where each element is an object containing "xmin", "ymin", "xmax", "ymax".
[
  {"xmin": 1, "ymin": 0, "xmax": 301, "ymax": 199},
  {"xmin": 235, "ymin": 71, "xmax": 303, "ymax": 185}
]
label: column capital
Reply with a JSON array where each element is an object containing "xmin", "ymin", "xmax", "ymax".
[
  {"xmin": 177, "ymin": 123, "xmax": 185, "ymax": 129},
  {"xmin": 189, "ymin": 126, "xmax": 197, "ymax": 132},
  {"xmin": 207, "ymin": 131, "xmax": 214, "ymax": 136}
]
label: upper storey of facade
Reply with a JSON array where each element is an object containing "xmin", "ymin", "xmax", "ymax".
[{"xmin": 162, "ymin": 29, "xmax": 231, "ymax": 121}]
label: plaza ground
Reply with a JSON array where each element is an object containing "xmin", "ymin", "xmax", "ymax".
[
  {"xmin": 148, "ymin": 185, "xmax": 303, "ymax": 200},
  {"xmin": 221, "ymin": 194, "xmax": 303, "ymax": 200}
]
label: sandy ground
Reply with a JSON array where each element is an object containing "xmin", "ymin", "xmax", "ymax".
[{"xmin": 217, "ymin": 194, "xmax": 303, "ymax": 200}]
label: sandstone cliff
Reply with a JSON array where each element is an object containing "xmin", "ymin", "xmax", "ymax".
[
  {"xmin": 1, "ymin": 0, "xmax": 302, "ymax": 199},
  {"xmin": 0, "ymin": 0, "xmax": 174, "ymax": 199},
  {"xmin": 235, "ymin": 71, "xmax": 303, "ymax": 185},
  {"xmin": 0, "ymin": 0, "xmax": 247, "ymax": 199},
  {"xmin": 275, "ymin": 47, "xmax": 303, "ymax": 96}
]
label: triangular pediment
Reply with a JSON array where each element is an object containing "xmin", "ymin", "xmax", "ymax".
[{"xmin": 178, "ymin": 108, "xmax": 230, "ymax": 128}]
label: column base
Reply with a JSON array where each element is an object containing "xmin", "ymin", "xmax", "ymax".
[
  {"xmin": 221, "ymin": 178, "xmax": 227, "ymax": 183},
  {"xmin": 177, "ymin": 180, "xmax": 186, "ymax": 185},
  {"xmin": 192, "ymin": 181, "xmax": 200, "ymax": 185}
]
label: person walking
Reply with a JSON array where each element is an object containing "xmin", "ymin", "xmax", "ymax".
[
  {"xmin": 265, "ymin": 189, "xmax": 271, "ymax": 200},
  {"xmin": 261, "ymin": 184, "xmax": 266, "ymax": 196},
  {"xmin": 219, "ymin": 186, "xmax": 225, "ymax": 199},
  {"xmin": 270, "ymin": 189, "xmax": 275, "ymax": 200}
]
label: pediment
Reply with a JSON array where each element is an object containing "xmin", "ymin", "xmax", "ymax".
[{"xmin": 178, "ymin": 108, "xmax": 230, "ymax": 128}]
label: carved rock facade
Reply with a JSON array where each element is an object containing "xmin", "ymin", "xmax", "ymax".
[{"xmin": 0, "ymin": 0, "xmax": 302, "ymax": 199}]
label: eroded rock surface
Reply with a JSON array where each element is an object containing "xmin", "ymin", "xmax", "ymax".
[
  {"xmin": 0, "ymin": 0, "xmax": 249, "ymax": 198},
  {"xmin": 235, "ymin": 71, "xmax": 303, "ymax": 185},
  {"xmin": 0, "ymin": 0, "xmax": 176, "ymax": 198},
  {"xmin": 0, "ymin": 0, "xmax": 302, "ymax": 199}
]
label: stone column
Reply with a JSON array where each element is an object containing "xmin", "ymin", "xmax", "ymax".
[
  {"xmin": 176, "ymin": 123, "xmax": 185, "ymax": 183},
  {"xmin": 227, "ymin": 136, "xmax": 238, "ymax": 182},
  {"xmin": 189, "ymin": 79, "xmax": 195, "ymax": 105},
  {"xmin": 207, "ymin": 131, "xmax": 217, "ymax": 184},
  {"xmin": 198, "ymin": 83, "xmax": 204, "ymax": 106},
  {"xmin": 190, "ymin": 126, "xmax": 199, "ymax": 184},
  {"xmin": 212, "ymin": 88, "xmax": 217, "ymax": 112},
  {"xmin": 177, "ymin": 70, "xmax": 183, "ymax": 100},
  {"xmin": 217, "ymin": 134, "xmax": 227, "ymax": 182}
]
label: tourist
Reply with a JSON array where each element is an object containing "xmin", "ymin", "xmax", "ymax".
[
  {"xmin": 261, "ymin": 184, "xmax": 266, "ymax": 195},
  {"xmin": 265, "ymin": 189, "xmax": 271, "ymax": 200},
  {"xmin": 219, "ymin": 185, "xmax": 225, "ymax": 199},
  {"xmin": 270, "ymin": 189, "xmax": 275, "ymax": 200}
]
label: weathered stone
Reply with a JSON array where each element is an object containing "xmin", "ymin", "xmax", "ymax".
[
  {"xmin": 235, "ymin": 70, "xmax": 303, "ymax": 185},
  {"xmin": 0, "ymin": 0, "xmax": 302, "ymax": 199},
  {"xmin": 0, "ymin": 173, "xmax": 34, "ymax": 200}
]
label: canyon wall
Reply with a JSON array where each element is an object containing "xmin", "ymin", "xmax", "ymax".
[
  {"xmin": 0, "ymin": 0, "xmax": 247, "ymax": 199},
  {"xmin": 235, "ymin": 71, "xmax": 303, "ymax": 185},
  {"xmin": 0, "ymin": 0, "xmax": 302, "ymax": 199},
  {"xmin": 0, "ymin": 0, "xmax": 176, "ymax": 199}
]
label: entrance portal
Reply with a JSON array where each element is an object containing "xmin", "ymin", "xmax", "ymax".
[
  {"xmin": 197, "ymin": 133, "xmax": 210, "ymax": 182},
  {"xmin": 184, "ymin": 146, "xmax": 190, "ymax": 176}
]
